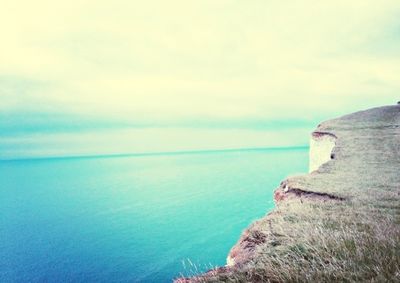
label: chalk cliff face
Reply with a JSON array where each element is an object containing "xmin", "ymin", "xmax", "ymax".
[
  {"xmin": 177, "ymin": 105, "xmax": 400, "ymax": 282},
  {"xmin": 309, "ymin": 131, "xmax": 337, "ymax": 172}
]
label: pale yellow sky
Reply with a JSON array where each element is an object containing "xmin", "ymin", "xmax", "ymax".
[{"xmin": 1, "ymin": 1, "xmax": 399, "ymax": 158}]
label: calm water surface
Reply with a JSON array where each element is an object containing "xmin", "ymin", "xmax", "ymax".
[{"xmin": 0, "ymin": 148, "xmax": 308, "ymax": 282}]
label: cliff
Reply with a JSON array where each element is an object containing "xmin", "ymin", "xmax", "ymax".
[{"xmin": 176, "ymin": 105, "xmax": 400, "ymax": 282}]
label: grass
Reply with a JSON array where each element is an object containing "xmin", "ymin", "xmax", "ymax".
[
  {"xmin": 177, "ymin": 199, "xmax": 399, "ymax": 282},
  {"xmin": 175, "ymin": 106, "xmax": 400, "ymax": 282}
]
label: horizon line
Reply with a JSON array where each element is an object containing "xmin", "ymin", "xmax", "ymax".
[{"xmin": 1, "ymin": 145, "xmax": 309, "ymax": 162}]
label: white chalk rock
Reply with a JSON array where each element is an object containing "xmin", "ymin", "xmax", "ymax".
[{"xmin": 309, "ymin": 132, "xmax": 337, "ymax": 173}]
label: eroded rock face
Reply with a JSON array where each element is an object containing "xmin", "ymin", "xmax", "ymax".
[
  {"xmin": 309, "ymin": 131, "xmax": 337, "ymax": 172},
  {"xmin": 226, "ymin": 219, "xmax": 271, "ymax": 267}
]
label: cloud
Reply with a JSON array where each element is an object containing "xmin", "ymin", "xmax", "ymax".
[{"xmin": 1, "ymin": 1, "xmax": 399, "ymax": 157}]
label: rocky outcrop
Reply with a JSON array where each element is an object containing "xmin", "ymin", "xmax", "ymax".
[{"xmin": 309, "ymin": 131, "xmax": 337, "ymax": 172}]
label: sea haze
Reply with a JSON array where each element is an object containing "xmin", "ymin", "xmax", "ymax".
[{"xmin": 0, "ymin": 147, "xmax": 308, "ymax": 282}]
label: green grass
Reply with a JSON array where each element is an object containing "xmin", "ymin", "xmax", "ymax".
[
  {"xmin": 175, "ymin": 106, "xmax": 400, "ymax": 282},
  {"xmin": 176, "ymin": 199, "xmax": 399, "ymax": 282}
]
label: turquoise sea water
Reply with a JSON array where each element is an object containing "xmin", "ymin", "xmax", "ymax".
[{"xmin": 0, "ymin": 148, "xmax": 308, "ymax": 282}]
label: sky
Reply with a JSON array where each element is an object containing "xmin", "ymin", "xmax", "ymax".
[{"xmin": 1, "ymin": 1, "xmax": 400, "ymax": 159}]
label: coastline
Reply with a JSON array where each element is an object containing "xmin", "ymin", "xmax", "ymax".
[{"xmin": 177, "ymin": 105, "xmax": 400, "ymax": 282}]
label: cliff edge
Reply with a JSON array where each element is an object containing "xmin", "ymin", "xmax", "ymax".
[{"xmin": 177, "ymin": 105, "xmax": 400, "ymax": 282}]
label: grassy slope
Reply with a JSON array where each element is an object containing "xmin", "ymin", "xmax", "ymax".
[{"xmin": 177, "ymin": 105, "xmax": 400, "ymax": 282}]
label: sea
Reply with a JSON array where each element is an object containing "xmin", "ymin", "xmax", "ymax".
[{"xmin": 0, "ymin": 147, "xmax": 308, "ymax": 282}]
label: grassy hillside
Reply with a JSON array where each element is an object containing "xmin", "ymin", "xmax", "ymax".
[{"xmin": 177, "ymin": 105, "xmax": 400, "ymax": 282}]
